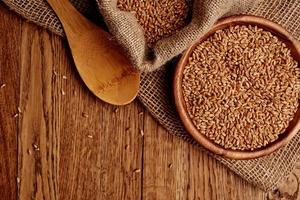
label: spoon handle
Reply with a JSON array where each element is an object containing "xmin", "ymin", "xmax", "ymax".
[{"xmin": 46, "ymin": 0, "xmax": 97, "ymax": 36}]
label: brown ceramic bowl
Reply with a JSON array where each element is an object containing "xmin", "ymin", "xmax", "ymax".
[{"xmin": 173, "ymin": 15, "xmax": 300, "ymax": 159}]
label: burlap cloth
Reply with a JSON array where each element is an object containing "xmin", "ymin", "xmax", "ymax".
[{"xmin": 4, "ymin": 0, "xmax": 300, "ymax": 191}]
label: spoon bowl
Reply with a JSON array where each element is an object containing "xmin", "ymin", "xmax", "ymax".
[{"xmin": 47, "ymin": 0, "xmax": 140, "ymax": 105}]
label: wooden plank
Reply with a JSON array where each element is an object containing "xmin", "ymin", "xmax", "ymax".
[
  {"xmin": 142, "ymin": 112, "xmax": 266, "ymax": 200},
  {"xmin": 0, "ymin": 4, "xmax": 21, "ymax": 200},
  {"xmin": 142, "ymin": 116, "xmax": 189, "ymax": 200},
  {"xmin": 16, "ymin": 10, "xmax": 143, "ymax": 200},
  {"xmin": 18, "ymin": 21, "xmax": 58, "ymax": 200},
  {"xmin": 57, "ymin": 85, "xmax": 144, "ymax": 199}
]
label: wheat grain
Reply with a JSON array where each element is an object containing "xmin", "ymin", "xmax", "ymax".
[
  {"xmin": 117, "ymin": 0, "xmax": 190, "ymax": 46},
  {"xmin": 182, "ymin": 25, "xmax": 300, "ymax": 150}
]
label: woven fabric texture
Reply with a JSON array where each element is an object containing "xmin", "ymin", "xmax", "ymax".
[{"xmin": 3, "ymin": 0, "xmax": 300, "ymax": 191}]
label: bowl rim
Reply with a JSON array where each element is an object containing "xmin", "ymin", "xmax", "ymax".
[{"xmin": 173, "ymin": 14, "xmax": 300, "ymax": 160}]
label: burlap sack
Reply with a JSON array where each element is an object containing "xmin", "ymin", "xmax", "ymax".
[{"xmin": 4, "ymin": 0, "xmax": 300, "ymax": 191}]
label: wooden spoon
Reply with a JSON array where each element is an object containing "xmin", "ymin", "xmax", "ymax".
[{"xmin": 46, "ymin": 0, "xmax": 140, "ymax": 105}]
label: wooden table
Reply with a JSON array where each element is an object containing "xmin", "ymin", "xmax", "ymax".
[{"xmin": 0, "ymin": 3, "xmax": 299, "ymax": 200}]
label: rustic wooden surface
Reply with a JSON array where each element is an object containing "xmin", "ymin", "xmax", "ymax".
[{"xmin": 0, "ymin": 3, "xmax": 299, "ymax": 200}]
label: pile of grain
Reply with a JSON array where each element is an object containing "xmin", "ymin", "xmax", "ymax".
[
  {"xmin": 117, "ymin": 0, "xmax": 190, "ymax": 46},
  {"xmin": 182, "ymin": 25, "xmax": 300, "ymax": 150}
]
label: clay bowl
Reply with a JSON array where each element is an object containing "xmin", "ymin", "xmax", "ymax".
[{"xmin": 173, "ymin": 15, "xmax": 300, "ymax": 159}]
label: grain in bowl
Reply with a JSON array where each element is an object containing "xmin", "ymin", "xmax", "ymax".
[{"xmin": 182, "ymin": 25, "xmax": 300, "ymax": 151}]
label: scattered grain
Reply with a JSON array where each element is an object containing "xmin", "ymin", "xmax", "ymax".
[
  {"xmin": 0, "ymin": 83, "xmax": 6, "ymax": 89},
  {"xmin": 61, "ymin": 89, "xmax": 66, "ymax": 96},
  {"xmin": 140, "ymin": 129, "xmax": 144, "ymax": 136},
  {"xmin": 82, "ymin": 112, "xmax": 89, "ymax": 118},
  {"xmin": 33, "ymin": 144, "xmax": 40, "ymax": 151},
  {"xmin": 133, "ymin": 168, "xmax": 141, "ymax": 173},
  {"xmin": 87, "ymin": 135, "xmax": 93, "ymax": 139},
  {"xmin": 13, "ymin": 107, "xmax": 22, "ymax": 118},
  {"xmin": 138, "ymin": 112, "xmax": 144, "ymax": 116}
]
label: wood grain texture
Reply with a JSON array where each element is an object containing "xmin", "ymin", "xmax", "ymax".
[
  {"xmin": 18, "ymin": 20, "xmax": 58, "ymax": 200},
  {"xmin": 142, "ymin": 114, "xmax": 265, "ymax": 200},
  {"xmin": 0, "ymin": 4, "xmax": 21, "ymax": 200},
  {"xmin": 16, "ymin": 18, "xmax": 143, "ymax": 200},
  {"xmin": 1, "ymin": 2, "xmax": 299, "ymax": 200}
]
